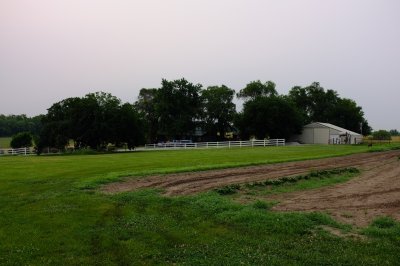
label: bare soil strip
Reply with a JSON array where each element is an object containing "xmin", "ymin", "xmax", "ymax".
[
  {"xmin": 270, "ymin": 153, "xmax": 400, "ymax": 226},
  {"xmin": 102, "ymin": 150, "xmax": 399, "ymax": 195},
  {"xmin": 102, "ymin": 150, "xmax": 400, "ymax": 226}
]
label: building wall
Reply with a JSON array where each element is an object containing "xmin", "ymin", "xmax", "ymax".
[
  {"xmin": 295, "ymin": 123, "xmax": 363, "ymax": 145},
  {"xmin": 298, "ymin": 128, "xmax": 314, "ymax": 144},
  {"xmin": 314, "ymin": 128, "xmax": 329, "ymax": 144}
]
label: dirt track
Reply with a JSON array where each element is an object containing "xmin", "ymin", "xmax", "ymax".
[{"xmin": 102, "ymin": 150, "xmax": 400, "ymax": 226}]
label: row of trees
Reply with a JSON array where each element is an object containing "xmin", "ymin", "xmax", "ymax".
[
  {"xmin": 135, "ymin": 79, "xmax": 237, "ymax": 142},
  {"xmin": 136, "ymin": 79, "xmax": 371, "ymax": 143},
  {"xmin": 3, "ymin": 78, "xmax": 375, "ymax": 152},
  {"xmin": 0, "ymin": 114, "xmax": 42, "ymax": 137},
  {"xmin": 36, "ymin": 92, "xmax": 143, "ymax": 152}
]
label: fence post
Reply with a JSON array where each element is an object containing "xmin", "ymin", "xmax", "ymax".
[{"xmin": 25, "ymin": 147, "xmax": 27, "ymax": 155}]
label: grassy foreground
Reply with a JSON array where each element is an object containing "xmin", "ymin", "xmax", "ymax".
[{"xmin": 1, "ymin": 144, "xmax": 400, "ymax": 265}]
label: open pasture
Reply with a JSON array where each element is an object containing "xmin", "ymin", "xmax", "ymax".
[
  {"xmin": 0, "ymin": 137, "xmax": 11, "ymax": 148},
  {"xmin": 1, "ymin": 144, "xmax": 400, "ymax": 265}
]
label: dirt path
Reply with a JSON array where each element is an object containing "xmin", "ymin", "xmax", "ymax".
[
  {"xmin": 102, "ymin": 150, "xmax": 400, "ymax": 195},
  {"xmin": 102, "ymin": 150, "xmax": 400, "ymax": 226},
  {"xmin": 270, "ymin": 153, "xmax": 400, "ymax": 226}
]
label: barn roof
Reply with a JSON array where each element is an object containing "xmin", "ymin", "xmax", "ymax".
[{"xmin": 305, "ymin": 122, "xmax": 362, "ymax": 136}]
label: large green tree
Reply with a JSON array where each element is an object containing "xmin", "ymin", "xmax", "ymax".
[
  {"xmin": 37, "ymin": 92, "xmax": 144, "ymax": 153},
  {"xmin": 135, "ymin": 88, "xmax": 159, "ymax": 143},
  {"xmin": 237, "ymin": 80, "xmax": 277, "ymax": 100},
  {"xmin": 236, "ymin": 81, "xmax": 302, "ymax": 140},
  {"xmin": 288, "ymin": 82, "xmax": 371, "ymax": 134},
  {"xmin": 237, "ymin": 96, "xmax": 303, "ymax": 140},
  {"xmin": 156, "ymin": 78, "xmax": 202, "ymax": 140},
  {"xmin": 201, "ymin": 85, "xmax": 236, "ymax": 140}
]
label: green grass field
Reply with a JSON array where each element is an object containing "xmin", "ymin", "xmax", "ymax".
[
  {"xmin": 0, "ymin": 137, "xmax": 11, "ymax": 148},
  {"xmin": 1, "ymin": 144, "xmax": 400, "ymax": 265}
]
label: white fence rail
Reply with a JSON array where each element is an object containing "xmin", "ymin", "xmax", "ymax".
[
  {"xmin": 144, "ymin": 139, "xmax": 285, "ymax": 150},
  {"xmin": 0, "ymin": 147, "xmax": 34, "ymax": 156}
]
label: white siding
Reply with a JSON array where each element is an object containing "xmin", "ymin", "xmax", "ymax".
[
  {"xmin": 314, "ymin": 128, "xmax": 329, "ymax": 144},
  {"xmin": 298, "ymin": 128, "xmax": 314, "ymax": 144}
]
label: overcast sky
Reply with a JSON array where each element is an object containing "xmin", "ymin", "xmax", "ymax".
[{"xmin": 1, "ymin": 0, "xmax": 399, "ymax": 130}]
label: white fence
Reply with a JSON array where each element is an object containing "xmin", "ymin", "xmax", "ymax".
[
  {"xmin": 143, "ymin": 139, "xmax": 285, "ymax": 150},
  {"xmin": 0, "ymin": 147, "xmax": 34, "ymax": 156}
]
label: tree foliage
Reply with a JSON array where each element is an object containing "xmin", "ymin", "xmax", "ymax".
[
  {"xmin": 0, "ymin": 114, "xmax": 42, "ymax": 137},
  {"xmin": 201, "ymin": 85, "xmax": 236, "ymax": 140},
  {"xmin": 237, "ymin": 96, "xmax": 303, "ymax": 140},
  {"xmin": 372, "ymin": 130, "xmax": 392, "ymax": 140},
  {"xmin": 2, "ymin": 79, "xmax": 374, "ymax": 148},
  {"xmin": 236, "ymin": 81, "xmax": 303, "ymax": 140},
  {"xmin": 37, "ymin": 92, "xmax": 144, "ymax": 153},
  {"xmin": 10, "ymin": 132, "xmax": 33, "ymax": 148},
  {"xmin": 135, "ymin": 88, "xmax": 159, "ymax": 143},
  {"xmin": 237, "ymin": 80, "xmax": 277, "ymax": 100},
  {"xmin": 288, "ymin": 82, "xmax": 371, "ymax": 135}
]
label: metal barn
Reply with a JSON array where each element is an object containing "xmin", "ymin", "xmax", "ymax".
[{"xmin": 295, "ymin": 122, "xmax": 363, "ymax": 144}]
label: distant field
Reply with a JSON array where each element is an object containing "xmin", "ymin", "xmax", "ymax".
[
  {"xmin": 0, "ymin": 137, "xmax": 11, "ymax": 148},
  {"xmin": 1, "ymin": 144, "xmax": 400, "ymax": 265},
  {"xmin": 363, "ymin": 136, "xmax": 400, "ymax": 143},
  {"xmin": 392, "ymin": 136, "xmax": 400, "ymax": 142}
]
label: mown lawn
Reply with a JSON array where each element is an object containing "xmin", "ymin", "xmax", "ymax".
[{"xmin": 1, "ymin": 144, "xmax": 400, "ymax": 265}]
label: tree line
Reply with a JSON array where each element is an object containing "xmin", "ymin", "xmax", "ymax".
[
  {"xmin": 2, "ymin": 78, "xmax": 380, "ymax": 152},
  {"xmin": 136, "ymin": 79, "xmax": 372, "ymax": 143},
  {"xmin": 0, "ymin": 114, "xmax": 42, "ymax": 137}
]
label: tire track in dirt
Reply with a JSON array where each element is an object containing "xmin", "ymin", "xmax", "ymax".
[{"xmin": 269, "ymin": 154, "xmax": 400, "ymax": 226}]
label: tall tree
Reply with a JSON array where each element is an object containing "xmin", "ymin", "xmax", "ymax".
[
  {"xmin": 236, "ymin": 81, "xmax": 302, "ymax": 140},
  {"xmin": 237, "ymin": 96, "xmax": 303, "ymax": 140},
  {"xmin": 156, "ymin": 78, "xmax": 202, "ymax": 140},
  {"xmin": 201, "ymin": 85, "xmax": 236, "ymax": 140},
  {"xmin": 237, "ymin": 80, "xmax": 277, "ymax": 100},
  {"xmin": 288, "ymin": 82, "xmax": 371, "ymax": 134},
  {"xmin": 135, "ymin": 88, "xmax": 159, "ymax": 143}
]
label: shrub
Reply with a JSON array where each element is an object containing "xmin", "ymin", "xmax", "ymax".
[
  {"xmin": 372, "ymin": 130, "xmax": 392, "ymax": 140},
  {"xmin": 10, "ymin": 132, "xmax": 33, "ymax": 148}
]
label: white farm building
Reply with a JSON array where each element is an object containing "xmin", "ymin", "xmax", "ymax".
[{"xmin": 294, "ymin": 122, "xmax": 363, "ymax": 145}]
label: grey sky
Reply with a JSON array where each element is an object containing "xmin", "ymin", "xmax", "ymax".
[{"xmin": 1, "ymin": 0, "xmax": 399, "ymax": 130}]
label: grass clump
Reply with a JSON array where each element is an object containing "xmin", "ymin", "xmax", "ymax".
[
  {"xmin": 370, "ymin": 216, "xmax": 397, "ymax": 229},
  {"xmin": 214, "ymin": 184, "xmax": 241, "ymax": 195},
  {"xmin": 363, "ymin": 216, "xmax": 400, "ymax": 242},
  {"xmin": 216, "ymin": 168, "xmax": 359, "ymax": 196},
  {"xmin": 252, "ymin": 200, "xmax": 273, "ymax": 210}
]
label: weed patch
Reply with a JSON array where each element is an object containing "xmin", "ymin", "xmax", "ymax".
[
  {"xmin": 370, "ymin": 216, "xmax": 397, "ymax": 229},
  {"xmin": 215, "ymin": 168, "xmax": 359, "ymax": 195}
]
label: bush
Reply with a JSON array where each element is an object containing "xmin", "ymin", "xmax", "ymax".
[
  {"xmin": 372, "ymin": 130, "xmax": 392, "ymax": 140},
  {"xmin": 10, "ymin": 132, "xmax": 33, "ymax": 148}
]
